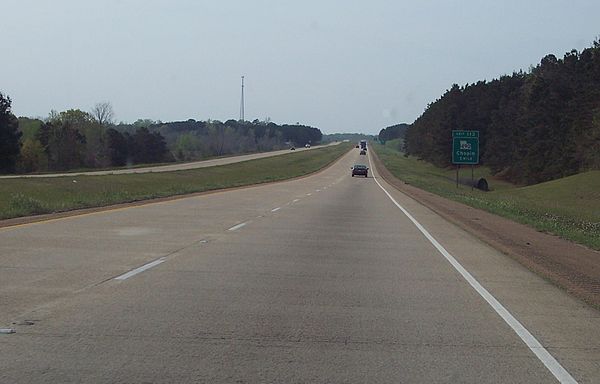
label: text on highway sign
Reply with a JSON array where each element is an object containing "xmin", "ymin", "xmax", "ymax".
[{"xmin": 452, "ymin": 130, "xmax": 479, "ymax": 165}]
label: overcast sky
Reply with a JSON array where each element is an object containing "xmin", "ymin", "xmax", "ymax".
[{"xmin": 3, "ymin": 0, "xmax": 599, "ymax": 134}]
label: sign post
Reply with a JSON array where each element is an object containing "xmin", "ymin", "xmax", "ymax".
[{"xmin": 452, "ymin": 130, "xmax": 479, "ymax": 188}]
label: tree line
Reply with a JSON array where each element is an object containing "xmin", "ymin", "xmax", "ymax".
[
  {"xmin": 403, "ymin": 39, "xmax": 600, "ymax": 184},
  {"xmin": 378, "ymin": 123, "xmax": 409, "ymax": 144},
  {"xmin": 140, "ymin": 118, "xmax": 322, "ymax": 161},
  {"xmin": 2, "ymin": 103, "xmax": 171, "ymax": 173},
  {"xmin": 0, "ymin": 95, "xmax": 323, "ymax": 174}
]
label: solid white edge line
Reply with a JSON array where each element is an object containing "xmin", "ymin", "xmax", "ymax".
[
  {"xmin": 370, "ymin": 167, "xmax": 577, "ymax": 384},
  {"xmin": 228, "ymin": 222, "xmax": 248, "ymax": 231},
  {"xmin": 114, "ymin": 258, "xmax": 166, "ymax": 281},
  {"xmin": 271, "ymin": 207, "xmax": 281, "ymax": 212}
]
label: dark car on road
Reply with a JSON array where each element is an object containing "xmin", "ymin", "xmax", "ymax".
[
  {"xmin": 360, "ymin": 150, "xmax": 366, "ymax": 155},
  {"xmin": 351, "ymin": 164, "xmax": 368, "ymax": 177}
]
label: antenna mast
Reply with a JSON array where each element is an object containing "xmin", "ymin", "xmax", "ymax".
[{"xmin": 239, "ymin": 76, "xmax": 245, "ymax": 121}]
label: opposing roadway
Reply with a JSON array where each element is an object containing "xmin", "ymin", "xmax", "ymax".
[
  {"xmin": 0, "ymin": 142, "xmax": 339, "ymax": 179},
  {"xmin": 1, "ymin": 147, "xmax": 598, "ymax": 383}
]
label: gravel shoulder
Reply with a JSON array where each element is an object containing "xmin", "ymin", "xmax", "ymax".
[{"xmin": 371, "ymin": 148, "xmax": 600, "ymax": 309}]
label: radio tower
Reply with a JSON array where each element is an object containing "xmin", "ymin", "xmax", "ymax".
[{"xmin": 239, "ymin": 76, "xmax": 245, "ymax": 122}]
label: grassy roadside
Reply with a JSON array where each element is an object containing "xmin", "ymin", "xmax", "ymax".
[
  {"xmin": 372, "ymin": 143, "xmax": 600, "ymax": 250},
  {"xmin": 0, "ymin": 143, "xmax": 352, "ymax": 220}
]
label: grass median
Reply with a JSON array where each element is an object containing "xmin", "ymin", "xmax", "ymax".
[
  {"xmin": 0, "ymin": 143, "xmax": 352, "ymax": 220},
  {"xmin": 373, "ymin": 142, "xmax": 600, "ymax": 250}
]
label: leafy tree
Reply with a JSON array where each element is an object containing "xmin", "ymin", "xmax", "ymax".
[
  {"xmin": 17, "ymin": 117, "xmax": 43, "ymax": 141},
  {"xmin": 17, "ymin": 138, "xmax": 48, "ymax": 173},
  {"xmin": 132, "ymin": 119, "xmax": 157, "ymax": 129},
  {"xmin": 58, "ymin": 109, "xmax": 94, "ymax": 126},
  {"xmin": 130, "ymin": 127, "xmax": 168, "ymax": 164},
  {"xmin": 0, "ymin": 92, "xmax": 22, "ymax": 173},
  {"xmin": 59, "ymin": 109, "xmax": 108, "ymax": 167},
  {"xmin": 174, "ymin": 132, "xmax": 205, "ymax": 161},
  {"xmin": 36, "ymin": 120, "xmax": 86, "ymax": 171},
  {"xmin": 105, "ymin": 128, "xmax": 129, "ymax": 166}
]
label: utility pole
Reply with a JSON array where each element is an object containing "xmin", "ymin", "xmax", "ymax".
[{"xmin": 239, "ymin": 76, "xmax": 245, "ymax": 122}]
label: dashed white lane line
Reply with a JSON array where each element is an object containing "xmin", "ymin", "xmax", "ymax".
[
  {"xmin": 110, "ymin": 183, "xmax": 329, "ymax": 283},
  {"xmin": 115, "ymin": 257, "xmax": 166, "ymax": 281},
  {"xmin": 371, "ymin": 166, "xmax": 577, "ymax": 384},
  {"xmin": 316, "ymin": 189, "xmax": 321, "ymax": 192},
  {"xmin": 228, "ymin": 222, "xmax": 248, "ymax": 231}
]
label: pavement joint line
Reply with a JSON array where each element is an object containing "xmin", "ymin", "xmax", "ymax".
[
  {"xmin": 114, "ymin": 257, "xmax": 166, "ymax": 281},
  {"xmin": 271, "ymin": 207, "xmax": 281, "ymax": 212},
  {"xmin": 228, "ymin": 222, "xmax": 248, "ymax": 231},
  {"xmin": 369, "ymin": 153, "xmax": 578, "ymax": 384}
]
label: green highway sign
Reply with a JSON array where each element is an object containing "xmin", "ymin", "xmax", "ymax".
[{"xmin": 452, "ymin": 130, "xmax": 479, "ymax": 165}]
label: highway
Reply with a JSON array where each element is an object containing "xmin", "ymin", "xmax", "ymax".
[
  {"xmin": 0, "ymin": 142, "xmax": 338, "ymax": 179},
  {"xmin": 1, "ymin": 148, "xmax": 598, "ymax": 383}
]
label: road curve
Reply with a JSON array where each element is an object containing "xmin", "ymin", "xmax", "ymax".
[
  {"xmin": 0, "ymin": 147, "xmax": 598, "ymax": 383},
  {"xmin": 0, "ymin": 142, "xmax": 340, "ymax": 179}
]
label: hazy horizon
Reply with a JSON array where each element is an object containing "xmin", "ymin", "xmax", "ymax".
[{"xmin": 3, "ymin": 1, "xmax": 600, "ymax": 134}]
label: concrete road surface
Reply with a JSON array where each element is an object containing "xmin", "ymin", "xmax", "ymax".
[
  {"xmin": 1, "ymin": 148, "xmax": 599, "ymax": 383},
  {"xmin": 0, "ymin": 142, "xmax": 338, "ymax": 179}
]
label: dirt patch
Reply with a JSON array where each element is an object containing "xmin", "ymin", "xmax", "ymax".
[{"xmin": 371, "ymin": 149, "xmax": 600, "ymax": 309}]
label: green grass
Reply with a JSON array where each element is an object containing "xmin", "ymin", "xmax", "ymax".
[
  {"xmin": 0, "ymin": 143, "xmax": 352, "ymax": 220},
  {"xmin": 373, "ymin": 142, "xmax": 600, "ymax": 250},
  {"xmin": 382, "ymin": 138, "xmax": 404, "ymax": 151}
]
